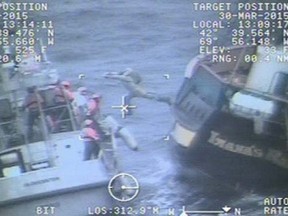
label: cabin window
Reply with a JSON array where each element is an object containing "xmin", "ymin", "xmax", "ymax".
[
  {"xmin": 270, "ymin": 72, "xmax": 288, "ymax": 97},
  {"xmin": 176, "ymin": 66, "xmax": 224, "ymax": 109},
  {"xmin": 175, "ymin": 78, "xmax": 193, "ymax": 105},
  {"xmin": 0, "ymin": 150, "xmax": 25, "ymax": 178}
]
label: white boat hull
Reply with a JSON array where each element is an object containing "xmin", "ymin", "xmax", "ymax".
[
  {"xmin": 1, "ymin": 186, "xmax": 112, "ymax": 216},
  {"xmin": 0, "ymin": 159, "xmax": 109, "ymax": 204},
  {"xmin": 0, "ymin": 131, "xmax": 118, "ymax": 215}
]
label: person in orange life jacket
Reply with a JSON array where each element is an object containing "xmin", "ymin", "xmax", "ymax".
[
  {"xmin": 86, "ymin": 94, "xmax": 104, "ymax": 140},
  {"xmin": 81, "ymin": 119, "xmax": 101, "ymax": 161},
  {"xmin": 23, "ymin": 86, "xmax": 44, "ymax": 142},
  {"xmin": 54, "ymin": 81, "xmax": 74, "ymax": 104},
  {"xmin": 60, "ymin": 81, "xmax": 74, "ymax": 102},
  {"xmin": 87, "ymin": 94, "xmax": 102, "ymax": 119},
  {"xmin": 52, "ymin": 81, "xmax": 74, "ymax": 131}
]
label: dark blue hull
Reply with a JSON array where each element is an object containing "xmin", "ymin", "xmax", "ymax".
[{"xmin": 172, "ymin": 139, "xmax": 288, "ymax": 189}]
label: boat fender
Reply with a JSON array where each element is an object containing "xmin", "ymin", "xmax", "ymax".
[
  {"xmin": 104, "ymin": 116, "xmax": 138, "ymax": 150},
  {"xmin": 104, "ymin": 115, "xmax": 121, "ymax": 131},
  {"xmin": 117, "ymin": 127, "xmax": 138, "ymax": 151}
]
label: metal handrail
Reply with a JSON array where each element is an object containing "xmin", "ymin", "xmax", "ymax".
[{"xmin": 42, "ymin": 103, "xmax": 78, "ymax": 130}]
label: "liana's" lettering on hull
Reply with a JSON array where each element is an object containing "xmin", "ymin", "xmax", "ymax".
[{"xmin": 208, "ymin": 131, "xmax": 288, "ymax": 169}]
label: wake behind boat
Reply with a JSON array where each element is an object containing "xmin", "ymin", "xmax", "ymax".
[
  {"xmin": 0, "ymin": 46, "xmax": 137, "ymax": 215},
  {"xmin": 171, "ymin": 45, "xmax": 288, "ymax": 187}
]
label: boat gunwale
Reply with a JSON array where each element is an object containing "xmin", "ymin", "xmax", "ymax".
[{"xmin": 0, "ymin": 178, "xmax": 109, "ymax": 207}]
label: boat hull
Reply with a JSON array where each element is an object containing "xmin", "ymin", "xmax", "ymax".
[
  {"xmin": 0, "ymin": 130, "xmax": 119, "ymax": 215},
  {"xmin": 0, "ymin": 159, "xmax": 109, "ymax": 204},
  {"xmin": 0, "ymin": 186, "xmax": 113, "ymax": 216},
  {"xmin": 171, "ymin": 139, "xmax": 288, "ymax": 190},
  {"xmin": 171, "ymin": 45, "xmax": 288, "ymax": 189},
  {"xmin": 171, "ymin": 114, "xmax": 288, "ymax": 189}
]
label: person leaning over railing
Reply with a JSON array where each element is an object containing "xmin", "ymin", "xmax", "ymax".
[{"xmin": 51, "ymin": 81, "xmax": 74, "ymax": 132}]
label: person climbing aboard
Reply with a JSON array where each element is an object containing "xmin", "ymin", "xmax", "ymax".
[{"xmin": 103, "ymin": 68, "xmax": 173, "ymax": 114}]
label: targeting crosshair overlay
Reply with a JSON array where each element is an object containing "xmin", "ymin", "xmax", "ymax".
[{"xmin": 108, "ymin": 173, "xmax": 140, "ymax": 202}]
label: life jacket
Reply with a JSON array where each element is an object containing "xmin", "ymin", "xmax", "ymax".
[
  {"xmin": 54, "ymin": 87, "xmax": 74, "ymax": 104},
  {"xmin": 81, "ymin": 127, "xmax": 100, "ymax": 141},
  {"xmin": 65, "ymin": 89, "xmax": 74, "ymax": 101},
  {"xmin": 88, "ymin": 99, "xmax": 100, "ymax": 116},
  {"xmin": 63, "ymin": 86, "xmax": 75, "ymax": 101}
]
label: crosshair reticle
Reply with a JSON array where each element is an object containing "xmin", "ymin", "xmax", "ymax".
[{"xmin": 111, "ymin": 96, "xmax": 137, "ymax": 118}]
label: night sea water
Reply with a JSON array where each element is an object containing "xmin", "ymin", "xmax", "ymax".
[{"xmin": 3, "ymin": 0, "xmax": 288, "ymax": 215}]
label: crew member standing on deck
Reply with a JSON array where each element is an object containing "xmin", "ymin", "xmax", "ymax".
[
  {"xmin": 81, "ymin": 119, "xmax": 101, "ymax": 161},
  {"xmin": 54, "ymin": 81, "xmax": 74, "ymax": 104},
  {"xmin": 73, "ymin": 87, "xmax": 90, "ymax": 124},
  {"xmin": 104, "ymin": 68, "xmax": 172, "ymax": 114},
  {"xmin": 86, "ymin": 94, "xmax": 104, "ymax": 141},
  {"xmin": 23, "ymin": 86, "xmax": 44, "ymax": 142},
  {"xmin": 87, "ymin": 94, "xmax": 102, "ymax": 120},
  {"xmin": 53, "ymin": 81, "xmax": 74, "ymax": 130},
  {"xmin": 60, "ymin": 81, "xmax": 74, "ymax": 102}
]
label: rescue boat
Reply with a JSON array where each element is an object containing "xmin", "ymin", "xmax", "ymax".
[
  {"xmin": 0, "ymin": 46, "xmax": 137, "ymax": 215},
  {"xmin": 171, "ymin": 45, "xmax": 288, "ymax": 187}
]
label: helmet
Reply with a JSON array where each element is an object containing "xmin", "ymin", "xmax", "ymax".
[
  {"xmin": 78, "ymin": 87, "xmax": 88, "ymax": 94},
  {"xmin": 84, "ymin": 119, "xmax": 93, "ymax": 126},
  {"xmin": 61, "ymin": 81, "xmax": 71, "ymax": 87}
]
